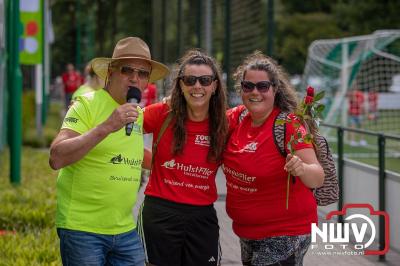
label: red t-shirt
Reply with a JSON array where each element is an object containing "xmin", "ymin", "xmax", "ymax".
[
  {"xmin": 62, "ymin": 71, "xmax": 82, "ymax": 93},
  {"xmin": 223, "ymin": 106, "xmax": 317, "ymax": 239},
  {"xmin": 368, "ymin": 91, "xmax": 378, "ymax": 112},
  {"xmin": 348, "ymin": 90, "xmax": 364, "ymax": 116},
  {"xmin": 143, "ymin": 102, "xmax": 218, "ymax": 205},
  {"xmin": 142, "ymin": 83, "xmax": 157, "ymax": 107}
]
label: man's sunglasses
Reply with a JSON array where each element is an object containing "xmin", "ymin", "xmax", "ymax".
[
  {"xmin": 119, "ymin": 66, "xmax": 150, "ymax": 80},
  {"xmin": 180, "ymin": 75, "xmax": 215, "ymax": 86},
  {"xmin": 241, "ymin": 80, "xmax": 274, "ymax": 93}
]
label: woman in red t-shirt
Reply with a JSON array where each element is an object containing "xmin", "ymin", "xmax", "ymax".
[
  {"xmin": 138, "ymin": 50, "xmax": 228, "ymax": 266},
  {"xmin": 223, "ymin": 52, "xmax": 324, "ymax": 265}
]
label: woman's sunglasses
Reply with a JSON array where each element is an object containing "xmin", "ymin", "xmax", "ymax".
[
  {"xmin": 180, "ymin": 75, "xmax": 215, "ymax": 86},
  {"xmin": 241, "ymin": 80, "xmax": 274, "ymax": 93},
  {"xmin": 119, "ymin": 66, "xmax": 150, "ymax": 80}
]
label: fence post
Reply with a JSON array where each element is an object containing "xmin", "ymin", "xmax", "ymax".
[
  {"xmin": 224, "ymin": 0, "xmax": 231, "ymax": 91},
  {"xmin": 337, "ymin": 127, "xmax": 344, "ymax": 223},
  {"xmin": 378, "ymin": 134, "xmax": 386, "ymax": 261},
  {"xmin": 7, "ymin": 0, "xmax": 22, "ymax": 185}
]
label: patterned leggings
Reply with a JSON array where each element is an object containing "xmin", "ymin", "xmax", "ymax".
[{"xmin": 240, "ymin": 234, "xmax": 311, "ymax": 266}]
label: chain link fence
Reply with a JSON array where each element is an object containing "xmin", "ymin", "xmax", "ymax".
[{"xmin": 150, "ymin": 0, "xmax": 269, "ymax": 104}]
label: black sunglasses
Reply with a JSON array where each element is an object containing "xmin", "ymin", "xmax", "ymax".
[
  {"xmin": 241, "ymin": 80, "xmax": 274, "ymax": 93},
  {"xmin": 119, "ymin": 66, "xmax": 150, "ymax": 80},
  {"xmin": 180, "ymin": 75, "xmax": 215, "ymax": 86}
]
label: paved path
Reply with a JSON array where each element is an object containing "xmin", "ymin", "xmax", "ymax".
[{"xmin": 135, "ymin": 169, "xmax": 400, "ymax": 266}]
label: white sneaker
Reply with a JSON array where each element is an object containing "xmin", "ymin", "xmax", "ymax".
[
  {"xmin": 350, "ymin": 140, "xmax": 358, "ymax": 146},
  {"xmin": 359, "ymin": 140, "xmax": 367, "ymax": 146}
]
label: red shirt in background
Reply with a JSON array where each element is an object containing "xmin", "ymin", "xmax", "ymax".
[
  {"xmin": 368, "ymin": 91, "xmax": 378, "ymax": 112},
  {"xmin": 62, "ymin": 71, "xmax": 83, "ymax": 94},
  {"xmin": 348, "ymin": 90, "xmax": 364, "ymax": 116},
  {"xmin": 223, "ymin": 106, "xmax": 317, "ymax": 239},
  {"xmin": 143, "ymin": 102, "xmax": 219, "ymax": 206},
  {"xmin": 142, "ymin": 83, "xmax": 157, "ymax": 107}
]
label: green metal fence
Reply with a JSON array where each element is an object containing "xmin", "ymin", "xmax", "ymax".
[
  {"xmin": 0, "ymin": 0, "xmax": 6, "ymax": 152},
  {"xmin": 323, "ymin": 123, "xmax": 400, "ymax": 260}
]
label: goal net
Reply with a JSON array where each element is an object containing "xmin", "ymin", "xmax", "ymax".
[{"xmin": 302, "ymin": 30, "xmax": 400, "ymax": 137}]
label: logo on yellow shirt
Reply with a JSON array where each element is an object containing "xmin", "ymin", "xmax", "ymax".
[
  {"xmin": 64, "ymin": 117, "xmax": 78, "ymax": 123},
  {"xmin": 109, "ymin": 154, "xmax": 142, "ymax": 167}
]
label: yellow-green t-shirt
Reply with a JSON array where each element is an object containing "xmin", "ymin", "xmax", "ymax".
[
  {"xmin": 56, "ymin": 89, "xmax": 144, "ymax": 234},
  {"xmin": 71, "ymin": 84, "xmax": 95, "ymax": 100}
]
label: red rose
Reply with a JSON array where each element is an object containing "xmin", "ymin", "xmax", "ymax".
[
  {"xmin": 305, "ymin": 95, "xmax": 313, "ymax": 104},
  {"xmin": 307, "ymin": 86, "xmax": 315, "ymax": 96}
]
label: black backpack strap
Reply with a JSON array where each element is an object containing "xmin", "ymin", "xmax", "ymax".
[
  {"xmin": 273, "ymin": 111, "xmax": 289, "ymax": 157},
  {"xmin": 151, "ymin": 112, "xmax": 173, "ymax": 167}
]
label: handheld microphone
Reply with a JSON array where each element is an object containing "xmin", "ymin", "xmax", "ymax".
[{"xmin": 125, "ymin": 86, "xmax": 142, "ymax": 136}]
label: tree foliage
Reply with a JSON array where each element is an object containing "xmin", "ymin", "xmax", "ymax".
[
  {"xmin": 275, "ymin": 12, "xmax": 343, "ymax": 73},
  {"xmin": 50, "ymin": 0, "xmax": 151, "ymax": 76},
  {"xmin": 49, "ymin": 0, "xmax": 400, "ymax": 78}
]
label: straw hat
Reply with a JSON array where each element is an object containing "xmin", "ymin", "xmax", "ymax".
[{"xmin": 91, "ymin": 37, "xmax": 169, "ymax": 82}]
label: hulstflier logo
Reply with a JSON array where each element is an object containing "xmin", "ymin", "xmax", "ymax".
[
  {"xmin": 110, "ymin": 154, "xmax": 123, "ymax": 164},
  {"xmin": 311, "ymin": 203, "xmax": 390, "ymax": 256},
  {"xmin": 162, "ymin": 159, "xmax": 176, "ymax": 169},
  {"xmin": 109, "ymin": 154, "xmax": 142, "ymax": 167},
  {"xmin": 161, "ymin": 159, "xmax": 213, "ymax": 179}
]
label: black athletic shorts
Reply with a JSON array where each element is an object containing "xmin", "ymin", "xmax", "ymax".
[{"xmin": 137, "ymin": 196, "xmax": 221, "ymax": 266}]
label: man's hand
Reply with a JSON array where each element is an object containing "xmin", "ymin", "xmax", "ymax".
[{"xmin": 102, "ymin": 103, "xmax": 140, "ymax": 133}]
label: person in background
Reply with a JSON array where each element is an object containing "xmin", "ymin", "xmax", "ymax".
[
  {"xmin": 49, "ymin": 37, "xmax": 169, "ymax": 266},
  {"xmin": 367, "ymin": 88, "xmax": 379, "ymax": 125},
  {"xmin": 348, "ymin": 87, "xmax": 366, "ymax": 146},
  {"xmin": 142, "ymin": 82, "xmax": 158, "ymax": 107},
  {"xmin": 138, "ymin": 49, "xmax": 228, "ymax": 266},
  {"xmin": 71, "ymin": 62, "xmax": 104, "ymax": 101},
  {"xmin": 141, "ymin": 82, "xmax": 158, "ymax": 160},
  {"xmin": 61, "ymin": 63, "xmax": 83, "ymax": 110},
  {"xmin": 222, "ymin": 51, "xmax": 324, "ymax": 266}
]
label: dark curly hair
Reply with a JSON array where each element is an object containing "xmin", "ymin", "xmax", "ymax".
[{"xmin": 233, "ymin": 51, "xmax": 298, "ymax": 113}]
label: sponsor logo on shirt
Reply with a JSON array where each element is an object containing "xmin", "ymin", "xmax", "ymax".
[
  {"xmin": 64, "ymin": 117, "xmax": 78, "ymax": 123},
  {"xmin": 243, "ymin": 141, "xmax": 258, "ymax": 152},
  {"xmin": 162, "ymin": 159, "xmax": 176, "ymax": 169},
  {"xmin": 221, "ymin": 164, "xmax": 256, "ymax": 184},
  {"xmin": 109, "ymin": 154, "xmax": 142, "ymax": 167},
  {"xmin": 109, "ymin": 175, "xmax": 139, "ymax": 182},
  {"xmin": 161, "ymin": 159, "xmax": 213, "ymax": 179},
  {"xmin": 195, "ymin": 134, "xmax": 210, "ymax": 146}
]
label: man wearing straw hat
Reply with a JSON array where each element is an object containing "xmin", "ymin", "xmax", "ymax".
[{"xmin": 49, "ymin": 37, "xmax": 169, "ymax": 265}]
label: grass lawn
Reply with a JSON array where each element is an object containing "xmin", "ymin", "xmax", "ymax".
[
  {"xmin": 327, "ymin": 140, "xmax": 400, "ymax": 173},
  {"xmin": 0, "ymin": 147, "xmax": 61, "ymax": 266},
  {"xmin": 0, "ymin": 101, "xmax": 62, "ymax": 265}
]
